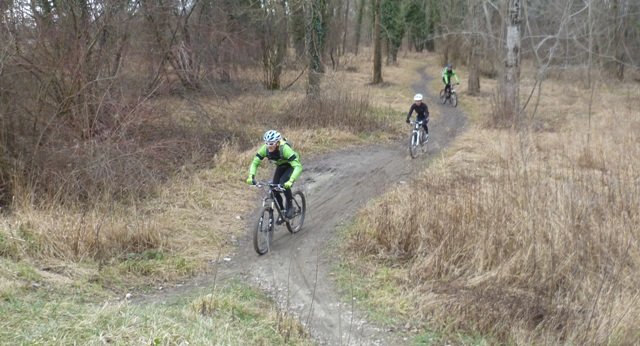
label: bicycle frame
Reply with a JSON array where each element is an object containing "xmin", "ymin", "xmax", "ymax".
[
  {"xmin": 445, "ymin": 85, "xmax": 456, "ymax": 97},
  {"xmin": 409, "ymin": 119, "xmax": 428, "ymax": 159},
  {"xmin": 411, "ymin": 120, "xmax": 425, "ymax": 144},
  {"xmin": 257, "ymin": 182, "xmax": 287, "ymax": 220}
]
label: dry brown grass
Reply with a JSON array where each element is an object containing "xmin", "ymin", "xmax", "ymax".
[
  {"xmin": 0, "ymin": 51, "xmax": 430, "ymax": 293},
  {"xmin": 344, "ymin": 71, "xmax": 640, "ymax": 343}
]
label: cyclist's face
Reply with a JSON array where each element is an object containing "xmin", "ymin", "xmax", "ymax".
[
  {"xmin": 266, "ymin": 142, "xmax": 278, "ymax": 152},
  {"xmin": 414, "ymin": 100, "xmax": 422, "ymax": 105}
]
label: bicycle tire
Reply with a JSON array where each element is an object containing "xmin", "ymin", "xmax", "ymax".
[
  {"xmin": 254, "ymin": 207, "xmax": 273, "ymax": 255},
  {"xmin": 439, "ymin": 89, "xmax": 446, "ymax": 104},
  {"xmin": 409, "ymin": 132, "xmax": 418, "ymax": 158},
  {"xmin": 285, "ymin": 191, "xmax": 306, "ymax": 234},
  {"xmin": 451, "ymin": 93, "xmax": 458, "ymax": 107}
]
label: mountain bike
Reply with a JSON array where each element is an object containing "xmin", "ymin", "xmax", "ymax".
[
  {"xmin": 439, "ymin": 84, "xmax": 458, "ymax": 107},
  {"xmin": 409, "ymin": 120, "xmax": 429, "ymax": 159},
  {"xmin": 252, "ymin": 181, "xmax": 306, "ymax": 255}
]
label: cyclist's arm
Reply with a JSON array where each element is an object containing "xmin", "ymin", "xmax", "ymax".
[
  {"xmin": 249, "ymin": 145, "xmax": 268, "ymax": 176},
  {"xmin": 406, "ymin": 104, "xmax": 415, "ymax": 121},
  {"xmin": 442, "ymin": 68, "xmax": 449, "ymax": 84},
  {"xmin": 282, "ymin": 146, "xmax": 303, "ymax": 182},
  {"xmin": 453, "ymin": 71, "xmax": 460, "ymax": 83}
]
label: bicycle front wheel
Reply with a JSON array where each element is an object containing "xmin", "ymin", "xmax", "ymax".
[
  {"xmin": 439, "ymin": 89, "xmax": 446, "ymax": 104},
  {"xmin": 286, "ymin": 191, "xmax": 306, "ymax": 234},
  {"xmin": 451, "ymin": 93, "xmax": 458, "ymax": 107},
  {"xmin": 254, "ymin": 208, "xmax": 273, "ymax": 255},
  {"xmin": 409, "ymin": 132, "xmax": 418, "ymax": 158}
]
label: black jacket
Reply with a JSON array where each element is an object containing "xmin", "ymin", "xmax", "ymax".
[{"xmin": 407, "ymin": 103, "xmax": 429, "ymax": 121}]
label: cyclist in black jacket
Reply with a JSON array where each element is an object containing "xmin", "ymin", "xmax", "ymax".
[{"xmin": 406, "ymin": 93, "xmax": 429, "ymax": 140}]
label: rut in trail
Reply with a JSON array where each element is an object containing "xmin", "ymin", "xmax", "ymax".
[
  {"xmin": 137, "ymin": 64, "xmax": 467, "ymax": 345},
  {"xmin": 226, "ymin": 65, "xmax": 467, "ymax": 345}
]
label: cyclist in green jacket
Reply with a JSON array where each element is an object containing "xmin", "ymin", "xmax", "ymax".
[
  {"xmin": 442, "ymin": 64, "xmax": 460, "ymax": 97},
  {"xmin": 246, "ymin": 130, "xmax": 302, "ymax": 219}
]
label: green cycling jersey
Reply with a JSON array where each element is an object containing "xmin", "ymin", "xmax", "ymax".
[
  {"xmin": 442, "ymin": 67, "xmax": 460, "ymax": 85},
  {"xmin": 249, "ymin": 139, "xmax": 302, "ymax": 182}
]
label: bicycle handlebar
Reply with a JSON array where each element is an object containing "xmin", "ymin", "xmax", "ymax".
[
  {"xmin": 253, "ymin": 181, "xmax": 286, "ymax": 192},
  {"xmin": 410, "ymin": 119, "xmax": 429, "ymax": 126}
]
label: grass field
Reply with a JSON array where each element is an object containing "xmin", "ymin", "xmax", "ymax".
[
  {"xmin": 0, "ymin": 50, "xmax": 426, "ymax": 344},
  {"xmin": 4, "ymin": 46, "xmax": 637, "ymax": 344},
  {"xmin": 340, "ymin": 55, "xmax": 640, "ymax": 345}
]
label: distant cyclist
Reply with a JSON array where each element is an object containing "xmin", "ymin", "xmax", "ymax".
[
  {"xmin": 246, "ymin": 130, "xmax": 302, "ymax": 219},
  {"xmin": 406, "ymin": 93, "xmax": 429, "ymax": 140},
  {"xmin": 442, "ymin": 64, "xmax": 460, "ymax": 97}
]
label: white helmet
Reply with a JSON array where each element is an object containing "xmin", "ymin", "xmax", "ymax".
[
  {"xmin": 263, "ymin": 130, "xmax": 282, "ymax": 143},
  {"xmin": 413, "ymin": 93, "xmax": 423, "ymax": 101}
]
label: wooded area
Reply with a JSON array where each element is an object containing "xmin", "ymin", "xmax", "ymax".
[{"xmin": 1, "ymin": 0, "xmax": 639, "ymax": 206}]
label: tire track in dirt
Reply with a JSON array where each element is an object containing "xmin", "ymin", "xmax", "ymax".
[
  {"xmin": 136, "ymin": 64, "xmax": 467, "ymax": 345},
  {"xmin": 223, "ymin": 66, "xmax": 467, "ymax": 345}
]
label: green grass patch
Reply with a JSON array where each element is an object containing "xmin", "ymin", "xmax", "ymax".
[
  {"xmin": 0, "ymin": 279, "xmax": 312, "ymax": 345},
  {"xmin": 0, "ymin": 232, "xmax": 20, "ymax": 259},
  {"xmin": 97, "ymin": 253, "xmax": 200, "ymax": 291},
  {"xmin": 413, "ymin": 330, "xmax": 492, "ymax": 346},
  {"xmin": 335, "ymin": 217, "xmax": 494, "ymax": 346},
  {"xmin": 332, "ymin": 220, "xmax": 413, "ymax": 327},
  {"xmin": 334, "ymin": 260, "xmax": 412, "ymax": 326}
]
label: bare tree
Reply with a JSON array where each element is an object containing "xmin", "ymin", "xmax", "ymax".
[
  {"xmin": 372, "ymin": 0, "xmax": 383, "ymax": 84},
  {"xmin": 467, "ymin": 0, "xmax": 481, "ymax": 95},
  {"xmin": 342, "ymin": 0, "xmax": 351, "ymax": 55},
  {"xmin": 306, "ymin": 0, "xmax": 327, "ymax": 94},
  {"xmin": 502, "ymin": 0, "xmax": 522, "ymax": 122},
  {"xmin": 261, "ymin": 0, "xmax": 288, "ymax": 89},
  {"xmin": 611, "ymin": 0, "xmax": 630, "ymax": 80},
  {"xmin": 354, "ymin": 0, "xmax": 366, "ymax": 55}
]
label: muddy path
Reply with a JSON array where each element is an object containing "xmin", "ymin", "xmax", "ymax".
[
  {"xmin": 227, "ymin": 66, "xmax": 467, "ymax": 345},
  {"xmin": 139, "ymin": 65, "xmax": 467, "ymax": 345}
]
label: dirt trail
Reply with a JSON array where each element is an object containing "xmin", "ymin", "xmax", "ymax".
[
  {"xmin": 223, "ymin": 66, "xmax": 467, "ymax": 345},
  {"xmin": 139, "ymin": 65, "xmax": 467, "ymax": 345}
]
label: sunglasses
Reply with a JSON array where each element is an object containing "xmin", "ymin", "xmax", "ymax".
[{"xmin": 265, "ymin": 141, "xmax": 278, "ymax": 146}]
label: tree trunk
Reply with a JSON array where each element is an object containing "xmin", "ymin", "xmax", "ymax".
[
  {"xmin": 290, "ymin": 0, "xmax": 306, "ymax": 58},
  {"xmin": 372, "ymin": 0, "xmax": 383, "ymax": 84},
  {"xmin": 425, "ymin": 0, "xmax": 437, "ymax": 52},
  {"xmin": 503, "ymin": 0, "xmax": 521, "ymax": 122},
  {"xmin": 262, "ymin": 0, "xmax": 287, "ymax": 89},
  {"xmin": 467, "ymin": 1, "xmax": 480, "ymax": 95},
  {"xmin": 342, "ymin": 0, "xmax": 350, "ymax": 55},
  {"xmin": 468, "ymin": 41, "xmax": 481, "ymax": 95},
  {"xmin": 354, "ymin": 0, "xmax": 366, "ymax": 56},
  {"xmin": 613, "ymin": 0, "xmax": 629, "ymax": 80},
  {"xmin": 482, "ymin": 1, "xmax": 499, "ymax": 78},
  {"xmin": 306, "ymin": 0, "xmax": 326, "ymax": 94}
]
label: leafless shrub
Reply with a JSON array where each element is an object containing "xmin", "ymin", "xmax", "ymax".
[
  {"xmin": 345, "ymin": 119, "xmax": 640, "ymax": 344},
  {"xmin": 487, "ymin": 85, "xmax": 517, "ymax": 129},
  {"xmin": 277, "ymin": 89, "xmax": 385, "ymax": 134}
]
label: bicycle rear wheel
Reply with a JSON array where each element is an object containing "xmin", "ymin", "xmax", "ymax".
[
  {"xmin": 286, "ymin": 191, "xmax": 306, "ymax": 234},
  {"xmin": 409, "ymin": 132, "xmax": 418, "ymax": 158},
  {"xmin": 254, "ymin": 208, "xmax": 273, "ymax": 255}
]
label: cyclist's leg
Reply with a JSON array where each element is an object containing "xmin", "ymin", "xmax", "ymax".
[
  {"xmin": 417, "ymin": 115, "xmax": 428, "ymax": 134},
  {"xmin": 275, "ymin": 165, "xmax": 294, "ymax": 217},
  {"xmin": 272, "ymin": 165, "xmax": 289, "ymax": 210}
]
